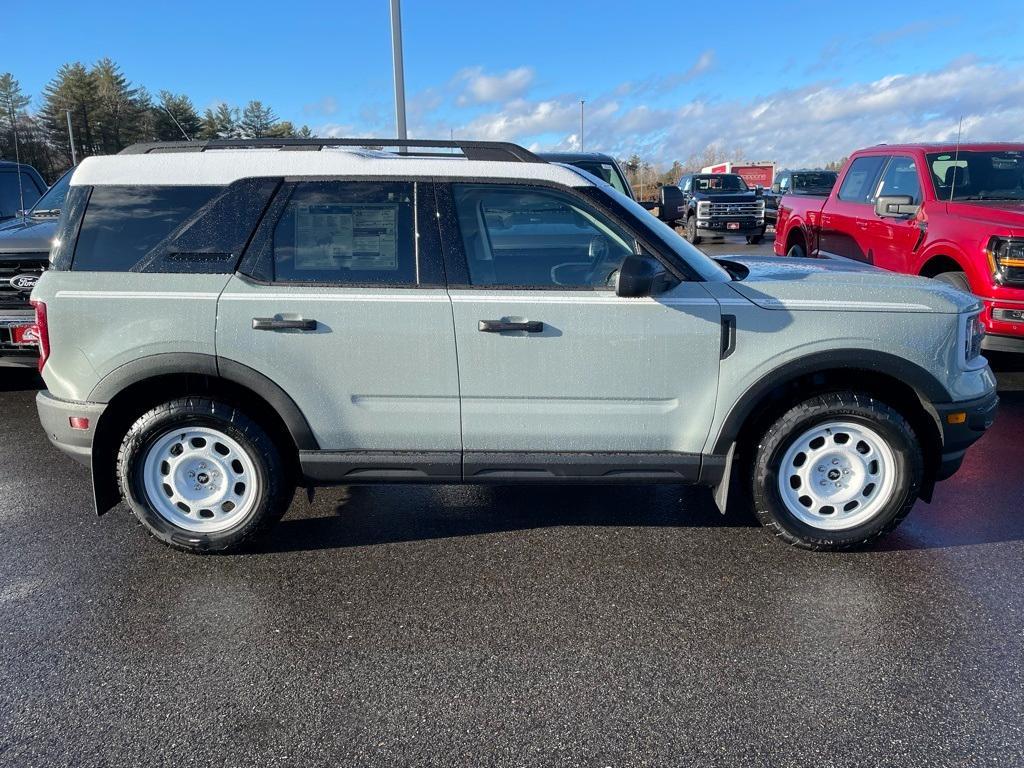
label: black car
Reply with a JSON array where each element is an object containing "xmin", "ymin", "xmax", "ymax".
[
  {"xmin": 537, "ymin": 152, "xmax": 634, "ymax": 200},
  {"xmin": 763, "ymin": 168, "xmax": 837, "ymax": 225},
  {"xmin": 0, "ymin": 161, "xmax": 47, "ymax": 223},
  {"xmin": 0, "ymin": 169, "xmax": 71, "ymax": 366},
  {"xmin": 661, "ymin": 173, "xmax": 766, "ymax": 245}
]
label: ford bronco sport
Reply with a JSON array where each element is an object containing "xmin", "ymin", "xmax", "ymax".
[{"xmin": 31, "ymin": 139, "xmax": 997, "ymax": 553}]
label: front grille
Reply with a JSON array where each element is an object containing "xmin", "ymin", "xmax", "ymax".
[
  {"xmin": 0, "ymin": 255, "xmax": 48, "ymax": 309},
  {"xmin": 703, "ymin": 202, "xmax": 764, "ymax": 217}
]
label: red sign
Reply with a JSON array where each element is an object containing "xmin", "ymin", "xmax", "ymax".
[{"xmin": 11, "ymin": 324, "xmax": 39, "ymax": 346}]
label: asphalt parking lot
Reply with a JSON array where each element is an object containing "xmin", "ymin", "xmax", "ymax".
[{"xmin": 2, "ymin": 362, "xmax": 1023, "ymax": 766}]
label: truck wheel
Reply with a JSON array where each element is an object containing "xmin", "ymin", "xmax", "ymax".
[
  {"xmin": 116, "ymin": 398, "xmax": 293, "ymax": 553},
  {"xmin": 751, "ymin": 392, "xmax": 922, "ymax": 551},
  {"xmin": 685, "ymin": 216, "xmax": 702, "ymax": 245},
  {"xmin": 933, "ymin": 271, "xmax": 971, "ymax": 294},
  {"xmin": 746, "ymin": 234, "xmax": 763, "ymax": 245},
  {"xmin": 786, "ymin": 242, "xmax": 806, "ymax": 258}
]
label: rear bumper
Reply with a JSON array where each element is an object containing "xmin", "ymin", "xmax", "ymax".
[
  {"xmin": 934, "ymin": 391, "xmax": 999, "ymax": 480},
  {"xmin": 36, "ymin": 390, "xmax": 105, "ymax": 466}
]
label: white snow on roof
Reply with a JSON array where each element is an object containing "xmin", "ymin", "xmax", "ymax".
[{"xmin": 70, "ymin": 149, "xmax": 591, "ymax": 188}]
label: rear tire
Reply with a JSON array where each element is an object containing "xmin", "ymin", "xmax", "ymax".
[
  {"xmin": 786, "ymin": 242, "xmax": 806, "ymax": 258},
  {"xmin": 751, "ymin": 391, "xmax": 922, "ymax": 551},
  {"xmin": 685, "ymin": 215, "xmax": 702, "ymax": 245},
  {"xmin": 933, "ymin": 270, "xmax": 971, "ymax": 293},
  {"xmin": 116, "ymin": 398, "xmax": 293, "ymax": 553}
]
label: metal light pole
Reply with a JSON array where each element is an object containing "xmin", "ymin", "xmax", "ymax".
[
  {"xmin": 65, "ymin": 109, "xmax": 77, "ymax": 165},
  {"xmin": 579, "ymin": 100, "xmax": 585, "ymax": 151},
  {"xmin": 389, "ymin": 0, "xmax": 408, "ymax": 145}
]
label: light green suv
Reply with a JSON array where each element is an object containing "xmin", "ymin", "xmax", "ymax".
[{"xmin": 30, "ymin": 139, "xmax": 998, "ymax": 553}]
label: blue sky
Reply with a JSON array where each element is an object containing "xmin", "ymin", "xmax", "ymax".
[{"xmin": 6, "ymin": 0, "xmax": 1024, "ymax": 166}]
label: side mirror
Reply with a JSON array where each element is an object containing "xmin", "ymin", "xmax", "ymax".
[
  {"xmin": 638, "ymin": 201, "xmax": 658, "ymax": 211},
  {"xmin": 660, "ymin": 185, "xmax": 685, "ymax": 216},
  {"xmin": 875, "ymin": 195, "xmax": 919, "ymax": 219},
  {"xmin": 755, "ymin": 186, "xmax": 764, "ymax": 197},
  {"xmin": 616, "ymin": 253, "xmax": 669, "ymax": 297},
  {"xmin": 771, "ymin": 183, "xmax": 781, "ymax": 194}
]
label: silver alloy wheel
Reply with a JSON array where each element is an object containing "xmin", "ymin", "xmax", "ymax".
[
  {"xmin": 777, "ymin": 420, "xmax": 898, "ymax": 531},
  {"xmin": 141, "ymin": 426, "xmax": 258, "ymax": 533}
]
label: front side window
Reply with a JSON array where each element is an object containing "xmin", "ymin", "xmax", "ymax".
[
  {"xmin": 452, "ymin": 184, "xmax": 636, "ymax": 289},
  {"xmin": 837, "ymin": 156, "xmax": 887, "ymax": 203},
  {"xmin": 270, "ymin": 181, "xmax": 416, "ymax": 284},
  {"xmin": 876, "ymin": 156, "xmax": 921, "ymax": 204},
  {"xmin": 73, "ymin": 185, "xmax": 220, "ymax": 271}
]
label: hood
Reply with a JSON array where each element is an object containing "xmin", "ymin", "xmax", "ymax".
[
  {"xmin": 719, "ymin": 256, "xmax": 979, "ymax": 315},
  {"xmin": 0, "ymin": 217, "xmax": 57, "ymax": 255},
  {"xmin": 945, "ymin": 200, "xmax": 1024, "ymax": 234},
  {"xmin": 694, "ymin": 192, "xmax": 759, "ymax": 203}
]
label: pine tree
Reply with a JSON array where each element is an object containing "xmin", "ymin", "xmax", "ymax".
[
  {"xmin": 41, "ymin": 62, "xmax": 99, "ymax": 162},
  {"xmin": 240, "ymin": 100, "xmax": 278, "ymax": 138},
  {"xmin": 198, "ymin": 103, "xmax": 239, "ymax": 140},
  {"xmin": 92, "ymin": 58, "xmax": 146, "ymax": 153},
  {"xmin": 153, "ymin": 91, "xmax": 201, "ymax": 141}
]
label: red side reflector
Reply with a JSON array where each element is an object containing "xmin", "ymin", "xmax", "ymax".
[{"xmin": 69, "ymin": 417, "xmax": 90, "ymax": 430}]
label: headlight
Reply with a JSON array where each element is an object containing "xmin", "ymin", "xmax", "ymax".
[
  {"xmin": 985, "ymin": 237, "xmax": 1024, "ymax": 285},
  {"xmin": 697, "ymin": 201, "xmax": 710, "ymax": 214},
  {"xmin": 756, "ymin": 199, "xmax": 765, "ymax": 211},
  {"xmin": 961, "ymin": 311, "xmax": 986, "ymax": 369}
]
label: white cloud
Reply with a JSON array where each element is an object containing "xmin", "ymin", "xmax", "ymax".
[
  {"xmin": 303, "ymin": 96, "xmax": 338, "ymax": 117},
  {"xmin": 455, "ymin": 66, "xmax": 535, "ymax": 105}
]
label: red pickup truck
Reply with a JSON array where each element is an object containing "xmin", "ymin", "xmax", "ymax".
[{"xmin": 775, "ymin": 143, "xmax": 1024, "ymax": 353}]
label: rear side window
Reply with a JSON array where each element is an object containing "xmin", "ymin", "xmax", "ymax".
[
  {"xmin": 269, "ymin": 181, "xmax": 416, "ymax": 284},
  {"xmin": 837, "ymin": 156, "xmax": 887, "ymax": 203},
  {"xmin": 73, "ymin": 186, "xmax": 220, "ymax": 271}
]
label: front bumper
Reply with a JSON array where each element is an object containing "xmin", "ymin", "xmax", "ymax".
[
  {"xmin": 0, "ymin": 313, "xmax": 38, "ymax": 366},
  {"xmin": 696, "ymin": 218, "xmax": 765, "ymax": 236},
  {"xmin": 36, "ymin": 391, "xmax": 106, "ymax": 466},
  {"xmin": 934, "ymin": 390, "xmax": 999, "ymax": 480}
]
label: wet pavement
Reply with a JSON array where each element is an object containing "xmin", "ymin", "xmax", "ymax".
[{"xmin": 1, "ymin": 368, "xmax": 1021, "ymax": 767}]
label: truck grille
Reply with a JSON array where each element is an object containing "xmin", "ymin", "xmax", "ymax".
[
  {"xmin": 0, "ymin": 255, "xmax": 48, "ymax": 309},
  {"xmin": 704, "ymin": 202, "xmax": 764, "ymax": 217}
]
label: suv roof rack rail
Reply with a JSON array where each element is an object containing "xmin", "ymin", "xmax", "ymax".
[{"xmin": 119, "ymin": 138, "xmax": 545, "ymax": 163}]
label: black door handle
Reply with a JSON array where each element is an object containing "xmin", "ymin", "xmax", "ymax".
[
  {"xmin": 478, "ymin": 320, "xmax": 544, "ymax": 333},
  {"xmin": 252, "ymin": 317, "xmax": 318, "ymax": 331}
]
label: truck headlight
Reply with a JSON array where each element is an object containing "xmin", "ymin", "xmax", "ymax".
[
  {"xmin": 986, "ymin": 237, "xmax": 1024, "ymax": 285},
  {"xmin": 961, "ymin": 311, "xmax": 986, "ymax": 369}
]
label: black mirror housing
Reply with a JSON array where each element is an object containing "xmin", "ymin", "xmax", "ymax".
[
  {"xmin": 616, "ymin": 253, "xmax": 670, "ymax": 297},
  {"xmin": 875, "ymin": 195, "xmax": 919, "ymax": 219},
  {"xmin": 659, "ymin": 185, "xmax": 686, "ymax": 217}
]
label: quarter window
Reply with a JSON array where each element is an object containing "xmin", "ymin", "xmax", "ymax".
[
  {"xmin": 270, "ymin": 181, "xmax": 416, "ymax": 284},
  {"xmin": 876, "ymin": 156, "xmax": 920, "ymax": 204},
  {"xmin": 451, "ymin": 184, "xmax": 636, "ymax": 289},
  {"xmin": 837, "ymin": 156, "xmax": 887, "ymax": 203}
]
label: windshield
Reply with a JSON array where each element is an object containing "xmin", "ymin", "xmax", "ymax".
[
  {"xmin": 573, "ymin": 161, "xmax": 632, "ymax": 198},
  {"xmin": 790, "ymin": 171, "xmax": 837, "ymax": 194},
  {"xmin": 693, "ymin": 174, "xmax": 748, "ymax": 193},
  {"xmin": 584, "ymin": 184, "xmax": 732, "ymax": 282},
  {"xmin": 30, "ymin": 170, "xmax": 72, "ymax": 215},
  {"xmin": 927, "ymin": 150, "xmax": 1024, "ymax": 201}
]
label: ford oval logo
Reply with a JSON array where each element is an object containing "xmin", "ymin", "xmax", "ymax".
[{"xmin": 9, "ymin": 274, "xmax": 38, "ymax": 292}]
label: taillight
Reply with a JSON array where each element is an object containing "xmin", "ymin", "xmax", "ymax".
[{"xmin": 30, "ymin": 299, "xmax": 49, "ymax": 373}]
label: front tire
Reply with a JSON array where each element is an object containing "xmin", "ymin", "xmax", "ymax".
[
  {"xmin": 746, "ymin": 234, "xmax": 763, "ymax": 245},
  {"xmin": 751, "ymin": 392, "xmax": 922, "ymax": 550},
  {"xmin": 685, "ymin": 215, "xmax": 702, "ymax": 245},
  {"xmin": 116, "ymin": 398, "xmax": 293, "ymax": 553}
]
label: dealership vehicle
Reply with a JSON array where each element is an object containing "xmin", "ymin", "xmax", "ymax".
[
  {"xmin": 0, "ymin": 170, "xmax": 70, "ymax": 365},
  {"xmin": 0, "ymin": 160, "xmax": 47, "ymax": 222},
  {"xmin": 764, "ymin": 169, "xmax": 837, "ymax": 226},
  {"xmin": 665, "ymin": 173, "xmax": 767, "ymax": 245},
  {"xmin": 775, "ymin": 143, "xmax": 1024, "ymax": 353},
  {"xmin": 538, "ymin": 152, "xmax": 634, "ymax": 199},
  {"xmin": 31, "ymin": 138, "xmax": 997, "ymax": 554}
]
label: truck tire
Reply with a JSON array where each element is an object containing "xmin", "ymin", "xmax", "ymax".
[
  {"xmin": 933, "ymin": 271, "xmax": 971, "ymax": 294},
  {"xmin": 685, "ymin": 215, "xmax": 702, "ymax": 245},
  {"xmin": 750, "ymin": 391, "xmax": 922, "ymax": 551},
  {"xmin": 746, "ymin": 234, "xmax": 763, "ymax": 245},
  {"xmin": 786, "ymin": 242, "xmax": 806, "ymax": 258},
  {"xmin": 116, "ymin": 398, "xmax": 293, "ymax": 553}
]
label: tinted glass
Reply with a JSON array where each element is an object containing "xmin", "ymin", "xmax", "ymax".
[
  {"xmin": 790, "ymin": 171, "xmax": 837, "ymax": 194},
  {"xmin": 927, "ymin": 150, "xmax": 1024, "ymax": 201},
  {"xmin": 837, "ymin": 156, "xmax": 887, "ymax": 203},
  {"xmin": 30, "ymin": 170, "xmax": 72, "ymax": 215},
  {"xmin": 876, "ymin": 156, "xmax": 920, "ymax": 204},
  {"xmin": 271, "ymin": 181, "xmax": 416, "ymax": 284},
  {"xmin": 73, "ymin": 186, "xmax": 220, "ymax": 271},
  {"xmin": 693, "ymin": 175, "xmax": 748, "ymax": 193},
  {"xmin": 0, "ymin": 171, "xmax": 44, "ymax": 218},
  {"xmin": 452, "ymin": 184, "xmax": 635, "ymax": 288},
  {"xmin": 573, "ymin": 161, "xmax": 631, "ymax": 196}
]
